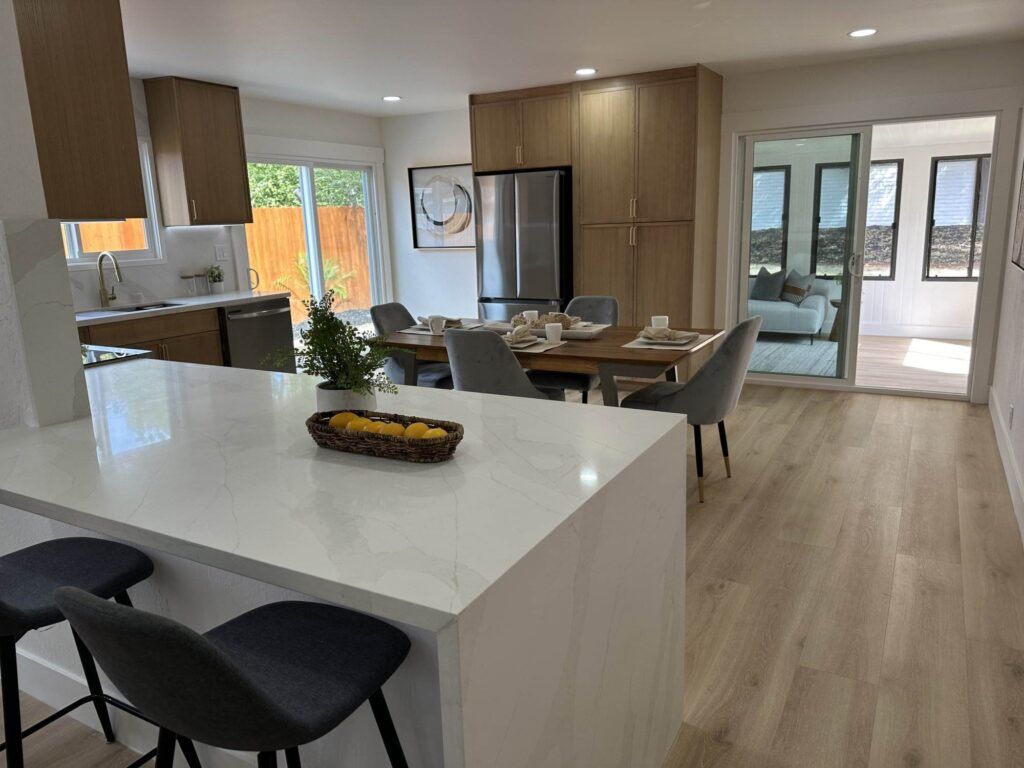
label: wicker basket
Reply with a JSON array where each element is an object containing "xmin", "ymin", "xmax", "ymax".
[{"xmin": 306, "ymin": 410, "xmax": 465, "ymax": 463}]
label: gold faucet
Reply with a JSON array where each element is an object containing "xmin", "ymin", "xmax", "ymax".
[{"xmin": 97, "ymin": 251, "xmax": 123, "ymax": 308}]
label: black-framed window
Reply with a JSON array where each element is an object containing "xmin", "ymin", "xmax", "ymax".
[
  {"xmin": 924, "ymin": 154, "xmax": 991, "ymax": 280},
  {"xmin": 864, "ymin": 160, "xmax": 903, "ymax": 280},
  {"xmin": 811, "ymin": 162, "xmax": 850, "ymax": 278},
  {"xmin": 749, "ymin": 165, "xmax": 790, "ymax": 276}
]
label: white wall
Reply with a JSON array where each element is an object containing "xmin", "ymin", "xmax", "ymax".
[
  {"xmin": 718, "ymin": 40, "xmax": 1024, "ymax": 401},
  {"xmin": 381, "ymin": 109, "xmax": 477, "ymax": 319}
]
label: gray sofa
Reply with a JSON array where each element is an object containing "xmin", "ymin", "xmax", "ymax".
[{"xmin": 747, "ymin": 277, "xmax": 828, "ymax": 341}]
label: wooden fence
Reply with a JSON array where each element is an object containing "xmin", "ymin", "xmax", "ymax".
[{"xmin": 245, "ymin": 206, "xmax": 372, "ymax": 324}]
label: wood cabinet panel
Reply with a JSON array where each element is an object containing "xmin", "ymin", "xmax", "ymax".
[
  {"xmin": 521, "ymin": 95, "xmax": 571, "ymax": 168},
  {"xmin": 12, "ymin": 0, "xmax": 145, "ymax": 219},
  {"xmin": 579, "ymin": 226, "xmax": 635, "ymax": 325},
  {"xmin": 144, "ymin": 77, "xmax": 252, "ymax": 226},
  {"xmin": 637, "ymin": 79, "xmax": 696, "ymax": 222},
  {"xmin": 579, "ymin": 88, "xmax": 636, "ymax": 224},
  {"xmin": 84, "ymin": 309, "xmax": 220, "ymax": 348},
  {"xmin": 160, "ymin": 331, "xmax": 224, "ymax": 366},
  {"xmin": 471, "ymin": 101, "xmax": 520, "ymax": 172},
  {"xmin": 635, "ymin": 223, "xmax": 693, "ymax": 327}
]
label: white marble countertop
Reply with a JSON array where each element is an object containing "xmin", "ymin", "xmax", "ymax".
[
  {"xmin": 0, "ymin": 361, "xmax": 684, "ymax": 630},
  {"xmin": 75, "ymin": 290, "xmax": 291, "ymax": 327}
]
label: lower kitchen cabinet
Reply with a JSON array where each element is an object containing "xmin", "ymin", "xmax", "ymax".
[
  {"xmin": 140, "ymin": 331, "xmax": 224, "ymax": 365},
  {"xmin": 80, "ymin": 308, "xmax": 224, "ymax": 366},
  {"xmin": 579, "ymin": 225, "xmax": 636, "ymax": 325}
]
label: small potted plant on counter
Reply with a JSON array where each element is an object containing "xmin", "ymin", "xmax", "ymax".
[
  {"xmin": 206, "ymin": 264, "xmax": 225, "ymax": 294},
  {"xmin": 273, "ymin": 290, "xmax": 396, "ymax": 412}
]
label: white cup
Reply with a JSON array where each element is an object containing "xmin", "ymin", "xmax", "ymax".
[
  {"xmin": 651, "ymin": 315, "xmax": 669, "ymax": 328},
  {"xmin": 522, "ymin": 310, "xmax": 539, "ymax": 324},
  {"xmin": 545, "ymin": 323, "xmax": 563, "ymax": 342},
  {"xmin": 428, "ymin": 315, "xmax": 446, "ymax": 334}
]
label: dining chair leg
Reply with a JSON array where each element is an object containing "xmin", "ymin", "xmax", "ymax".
[
  {"xmin": 155, "ymin": 728, "xmax": 177, "ymax": 768},
  {"xmin": 0, "ymin": 636, "xmax": 24, "ymax": 768},
  {"xmin": 177, "ymin": 736, "xmax": 203, "ymax": 768},
  {"xmin": 257, "ymin": 752, "xmax": 278, "ymax": 768},
  {"xmin": 369, "ymin": 689, "xmax": 409, "ymax": 768},
  {"xmin": 72, "ymin": 629, "xmax": 116, "ymax": 742},
  {"xmin": 581, "ymin": 389, "xmax": 588, "ymax": 404},
  {"xmin": 718, "ymin": 420, "xmax": 731, "ymax": 478},
  {"xmin": 114, "ymin": 591, "xmax": 134, "ymax": 608},
  {"xmin": 693, "ymin": 424, "xmax": 704, "ymax": 503},
  {"xmin": 284, "ymin": 747, "xmax": 302, "ymax": 768}
]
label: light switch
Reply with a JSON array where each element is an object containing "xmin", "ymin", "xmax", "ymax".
[{"xmin": 215, "ymin": 245, "xmax": 230, "ymax": 262}]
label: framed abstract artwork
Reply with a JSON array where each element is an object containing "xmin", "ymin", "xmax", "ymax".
[
  {"xmin": 408, "ymin": 164, "xmax": 476, "ymax": 249},
  {"xmin": 1013, "ymin": 154, "xmax": 1024, "ymax": 272}
]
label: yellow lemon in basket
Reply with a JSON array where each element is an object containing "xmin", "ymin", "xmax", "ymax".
[
  {"xmin": 422, "ymin": 427, "xmax": 448, "ymax": 440},
  {"xmin": 404, "ymin": 422, "xmax": 430, "ymax": 439},
  {"xmin": 344, "ymin": 417, "xmax": 371, "ymax": 432},
  {"xmin": 363, "ymin": 421, "xmax": 386, "ymax": 434},
  {"xmin": 328, "ymin": 411, "xmax": 359, "ymax": 431},
  {"xmin": 380, "ymin": 422, "xmax": 406, "ymax": 437}
]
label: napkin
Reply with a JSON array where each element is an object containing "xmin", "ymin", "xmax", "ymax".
[
  {"xmin": 638, "ymin": 327, "xmax": 700, "ymax": 342},
  {"xmin": 503, "ymin": 324, "xmax": 535, "ymax": 345}
]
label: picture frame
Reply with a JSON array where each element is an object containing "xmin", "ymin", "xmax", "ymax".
[
  {"xmin": 408, "ymin": 163, "xmax": 476, "ymax": 249},
  {"xmin": 1012, "ymin": 154, "xmax": 1024, "ymax": 272}
]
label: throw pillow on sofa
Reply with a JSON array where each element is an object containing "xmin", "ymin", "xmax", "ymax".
[
  {"xmin": 750, "ymin": 267, "xmax": 786, "ymax": 301},
  {"xmin": 781, "ymin": 270, "xmax": 814, "ymax": 304}
]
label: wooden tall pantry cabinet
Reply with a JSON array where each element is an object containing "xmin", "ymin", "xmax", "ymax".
[{"xmin": 469, "ymin": 65, "xmax": 722, "ymax": 328}]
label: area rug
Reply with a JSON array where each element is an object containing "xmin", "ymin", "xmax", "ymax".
[{"xmin": 748, "ymin": 336, "xmax": 839, "ymax": 377}]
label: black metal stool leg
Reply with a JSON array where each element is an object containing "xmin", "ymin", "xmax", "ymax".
[
  {"xmin": 257, "ymin": 752, "xmax": 278, "ymax": 768},
  {"xmin": 693, "ymin": 424, "xmax": 705, "ymax": 503},
  {"xmin": 369, "ymin": 689, "xmax": 408, "ymax": 768},
  {"xmin": 155, "ymin": 728, "xmax": 177, "ymax": 768},
  {"xmin": 0, "ymin": 636, "xmax": 25, "ymax": 768},
  {"xmin": 72, "ymin": 629, "xmax": 116, "ymax": 742},
  {"xmin": 718, "ymin": 420, "xmax": 731, "ymax": 478},
  {"xmin": 177, "ymin": 736, "xmax": 203, "ymax": 768},
  {"xmin": 284, "ymin": 747, "xmax": 302, "ymax": 768}
]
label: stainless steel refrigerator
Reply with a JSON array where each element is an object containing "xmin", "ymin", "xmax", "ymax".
[{"xmin": 474, "ymin": 170, "xmax": 571, "ymax": 320}]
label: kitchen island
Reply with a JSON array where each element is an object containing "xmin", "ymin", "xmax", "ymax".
[{"xmin": 0, "ymin": 361, "xmax": 687, "ymax": 768}]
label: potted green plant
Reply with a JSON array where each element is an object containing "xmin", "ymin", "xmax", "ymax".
[
  {"xmin": 206, "ymin": 264, "xmax": 225, "ymax": 294},
  {"xmin": 274, "ymin": 291, "xmax": 396, "ymax": 412}
]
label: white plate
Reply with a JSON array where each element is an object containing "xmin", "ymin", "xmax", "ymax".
[
  {"xmin": 633, "ymin": 336, "xmax": 700, "ymax": 347},
  {"xmin": 506, "ymin": 337, "xmax": 542, "ymax": 349}
]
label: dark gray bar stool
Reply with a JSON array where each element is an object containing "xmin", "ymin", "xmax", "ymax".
[
  {"xmin": 55, "ymin": 589, "xmax": 412, "ymax": 768},
  {"xmin": 0, "ymin": 537, "xmax": 154, "ymax": 768}
]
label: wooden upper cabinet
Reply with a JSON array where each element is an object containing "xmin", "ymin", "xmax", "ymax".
[
  {"xmin": 471, "ymin": 101, "xmax": 520, "ymax": 172},
  {"xmin": 637, "ymin": 79, "xmax": 696, "ymax": 222},
  {"xmin": 12, "ymin": 0, "xmax": 145, "ymax": 220},
  {"xmin": 579, "ymin": 87, "xmax": 636, "ymax": 225},
  {"xmin": 520, "ymin": 94, "xmax": 571, "ymax": 168},
  {"xmin": 144, "ymin": 77, "xmax": 253, "ymax": 226},
  {"xmin": 635, "ymin": 223, "xmax": 693, "ymax": 327},
  {"xmin": 579, "ymin": 226, "xmax": 636, "ymax": 325}
]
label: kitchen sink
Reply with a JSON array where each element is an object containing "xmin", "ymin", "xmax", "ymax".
[{"xmin": 105, "ymin": 302, "xmax": 182, "ymax": 312}]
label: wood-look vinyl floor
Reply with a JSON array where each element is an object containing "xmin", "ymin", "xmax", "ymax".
[{"xmin": 5, "ymin": 385, "xmax": 1021, "ymax": 768}]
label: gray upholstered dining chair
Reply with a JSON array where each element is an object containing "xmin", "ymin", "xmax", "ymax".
[
  {"xmin": 620, "ymin": 316, "xmax": 762, "ymax": 503},
  {"xmin": 525, "ymin": 296, "xmax": 619, "ymax": 403},
  {"xmin": 55, "ymin": 588, "xmax": 411, "ymax": 768},
  {"xmin": 370, "ymin": 302, "xmax": 453, "ymax": 389},
  {"xmin": 444, "ymin": 328, "xmax": 565, "ymax": 401}
]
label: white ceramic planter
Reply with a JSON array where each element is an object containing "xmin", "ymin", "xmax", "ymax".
[
  {"xmin": 209, "ymin": 282, "xmax": 225, "ymax": 294},
  {"xmin": 316, "ymin": 383, "xmax": 377, "ymax": 413}
]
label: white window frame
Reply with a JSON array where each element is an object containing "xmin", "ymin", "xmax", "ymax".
[{"xmin": 63, "ymin": 138, "xmax": 166, "ymax": 269}]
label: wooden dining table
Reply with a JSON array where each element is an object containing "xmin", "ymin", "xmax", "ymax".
[{"xmin": 383, "ymin": 325, "xmax": 726, "ymax": 405}]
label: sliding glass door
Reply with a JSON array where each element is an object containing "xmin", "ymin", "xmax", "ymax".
[
  {"xmin": 739, "ymin": 128, "xmax": 870, "ymax": 382},
  {"xmin": 245, "ymin": 161, "xmax": 381, "ymax": 338}
]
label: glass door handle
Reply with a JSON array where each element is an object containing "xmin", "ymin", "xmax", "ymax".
[{"xmin": 848, "ymin": 252, "xmax": 864, "ymax": 278}]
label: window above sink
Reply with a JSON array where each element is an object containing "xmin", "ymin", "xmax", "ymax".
[{"xmin": 62, "ymin": 138, "xmax": 165, "ymax": 270}]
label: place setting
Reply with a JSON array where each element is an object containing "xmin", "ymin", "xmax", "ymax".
[
  {"xmin": 622, "ymin": 315, "xmax": 711, "ymax": 351},
  {"xmin": 483, "ymin": 309, "xmax": 610, "ymax": 339},
  {"xmin": 499, "ymin": 310, "xmax": 569, "ymax": 353},
  {"xmin": 400, "ymin": 314, "xmax": 485, "ymax": 335}
]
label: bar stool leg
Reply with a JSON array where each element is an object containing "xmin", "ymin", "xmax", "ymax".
[
  {"xmin": 369, "ymin": 690, "xmax": 408, "ymax": 768},
  {"xmin": 284, "ymin": 747, "xmax": 302, "ymax": 768},
  {"xmin": 0, "ymin": 636, "xmax": 25, "ymax": 768},
  {"xmin": 155, "ymin": 728, "xmax": 177, "ymax": 768},
  {"xmin": 257, "ymin": 752, "xmax": 278, "ymax": 768},
  {"xmin": 72, "ymin": 629, "xmax": 116, "ymax": 742},
  {"xmin": 177, "ymin": 736, "xmax": 203, "ymax": 768}
]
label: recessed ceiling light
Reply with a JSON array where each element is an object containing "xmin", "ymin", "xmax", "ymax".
[
  {"xmin": 382, "ymin": 95, "xmax": 402, "ymax": 102},
  {"xmin": 848, "ymin": 28, "xmax": 877, "ymax": 38},
  {"xmin": 575, "ymin": 67, "xmax": 598, "ymax": 77}
]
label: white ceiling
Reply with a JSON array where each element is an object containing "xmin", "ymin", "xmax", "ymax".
[{"xmin": 120, "ymin": 0, "xmax": 1024, "ymax": 117}]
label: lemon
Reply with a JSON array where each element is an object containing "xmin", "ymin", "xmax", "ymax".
[
  {"xmin": 363, "ymin": 421, "xmax": 386, "ymax": 434},
  {"xmin": 345, "ymin": 417, "xmax": 371, "ymax": 432},
  {"xmin": 422, "ymin": 427, "xmax": 448, "ymax": 440},
  {"xmin": 404, "ymin": 422, "xmax": 430, "ymax": 439},
  {"xmin": 380, "ymin": 422, "xmax": 406, "ymax": 437},
  {"xmin": 328, "ymin": 411, "xmax": 360, "ymax": 431}
]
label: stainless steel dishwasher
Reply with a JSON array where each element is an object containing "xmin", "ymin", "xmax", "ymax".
[{"xmin": 222, "ymin": 298, "xmax": 296, "ymax": 373}]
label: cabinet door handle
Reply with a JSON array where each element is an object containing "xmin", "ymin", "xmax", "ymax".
[
  {"xmin": 190, "ymin": 199, "xmax": 198, "ymax": 222},
  {"xmin": 629, "ymin": 226, "xmax": 636, "ymax": 247},
  {"xmin": 515, "ymin": 145, "xmax": 523, "ymax": 165},
  {"xmin": 633, "ymin": 197, "xmax": 639, "ymax": 218}
]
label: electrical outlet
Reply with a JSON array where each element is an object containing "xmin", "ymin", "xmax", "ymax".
[
  {"xmin": 1010, "ymin": 403, "xmax": 1015, "ymax": 429},
  {"xmin": 214, "ymin": 245, "xmax": 229, "ymax": 262}
]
